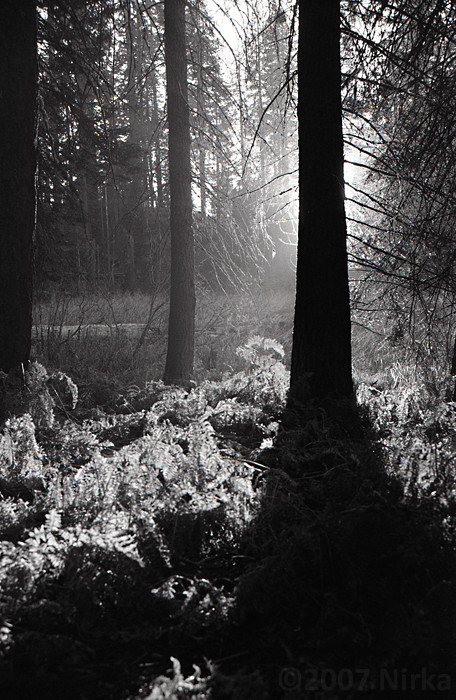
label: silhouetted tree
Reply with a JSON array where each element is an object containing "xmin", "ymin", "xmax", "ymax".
[
  {"xmin": 290, "ymin": 0, "xmax": 352, "ymax": 401},
  {"xmin": 0, "ymin": 1, "xmax": 37, "ymax": 374}
]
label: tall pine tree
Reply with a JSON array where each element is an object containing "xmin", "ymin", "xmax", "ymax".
[
  {"xmin": 163, "ymin": 0, "xmax": 195, "ymax": 384},
  {"xmin": 0, "ymin": 1, "xmax": 37, "ymax": 375},
  {"xmin": 290, "ymin": 0, "xmax": 352, "ymax": 401}
]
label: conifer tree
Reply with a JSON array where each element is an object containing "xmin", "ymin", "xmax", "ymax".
[
  {"xmin": 0, "ymin": 1, "xmax": 37, "ymax": 374},
  {"xmin": 163, "ymin": 0, "xmax": 195, "ymax": 384},
  {"xmin": 290, "ymin": 0, "xmax": 353, "ymax": 401}
]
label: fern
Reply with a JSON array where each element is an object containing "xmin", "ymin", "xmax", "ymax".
[
  {"xmin": 0, "ymin": 354, "xmax": 276, "ymax": 696},
  {"xmin": 236, "ymin": 335, "xmax": 285, "ymax": 365},
  {"xmin": 357, "ymin": 377, "xmax": 456, "ymax": 499},
  {"xmin": 0, "ymin": 414, "xmax": 45, "ymax": 492},
  {"xmin": 0, "ymin": 508, "xmax": 144, "ymax": 623},
  {"xmin": 142, "ymin": 656, "xmax": 211, "ymax": 699}
]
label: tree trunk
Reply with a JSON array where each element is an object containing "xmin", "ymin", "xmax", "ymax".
[
  {"xmin": 289, "ymin": 0, "xmax": 352, "ymax": 401},
  {"xmin": 163, "ymin": 0, "xmax": 195, "ymax": 384},
  {"xmin": 0, "ymin": 1, "xmax": 37, "ymax": 374}
]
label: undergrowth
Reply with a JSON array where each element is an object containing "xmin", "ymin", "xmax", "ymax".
[
  {"xmin": 0, "ymin": 339, "xmax": 287, "ymax": 699},
  {"xmin": 0, "ymin": 325, "xmax": 455, "ymax": 699}
]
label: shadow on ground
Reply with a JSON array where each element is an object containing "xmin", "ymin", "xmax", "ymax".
[{"xmin": 216, "ymin": 399, "xmax": 456, "ymax": 698}]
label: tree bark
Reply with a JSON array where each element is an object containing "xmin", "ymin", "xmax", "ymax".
[
  {"xmin": 163, "ymin": 0, "xmax": 195, "ymax": 384},
  {"xmin": 0, "ymin": 1, "xmax": 37, "ymax": 373},
  {"xmin": 290, "ymin": 0, "xmax": 352, "ymax": 401}
]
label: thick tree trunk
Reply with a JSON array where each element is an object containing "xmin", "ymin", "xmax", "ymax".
[
  {"xmin": 290, "ymin": 0, "xmax": 352, "ymax": 401},
  {"xmin": 0, "ymin": 1, "xmax": 37, "ymax": 373},
  {"xmin": 163, "ymin": 0, "xmax": 195, "ymax": 384}
]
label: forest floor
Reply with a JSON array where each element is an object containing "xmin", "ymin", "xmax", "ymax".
[{"xmin": 0, "ymin": 290, "xmax": 455, "ymax": 699}]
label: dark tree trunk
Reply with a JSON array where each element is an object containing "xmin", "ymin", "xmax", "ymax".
[
  {"xmin": 0, "ymin": 1, "xmax": 37, "ymax": 373},
  {"xmin": 289, "ymin": 0, "xmax": 352, "ymax": 401},
  {"xmin": 163, "ymin": 0, "xmax": 195, "ymax": 384},
  {"xmin": 450, "ymin": 334, "xmax": 456, "ymax": 401}
]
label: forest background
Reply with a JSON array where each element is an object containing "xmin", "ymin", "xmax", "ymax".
[
  {"xmin": 16, "ymin": 0, "xmax": 456, "ymax": 394},
  {"xmin": 0, "ymin": 1, "xmax": 455, "ymax": 698}
]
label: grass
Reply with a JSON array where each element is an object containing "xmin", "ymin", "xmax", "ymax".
[
  {"xmin": 32, "ymin": 287, "xmax": 455, "ymax": 415},
  {"xmin": 33, "ymin": 289, "xmax": 155, "ymax": 326},
  {"xmin": 31, "ymin": 289, "xmax": 295, "ymax": 408}
]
